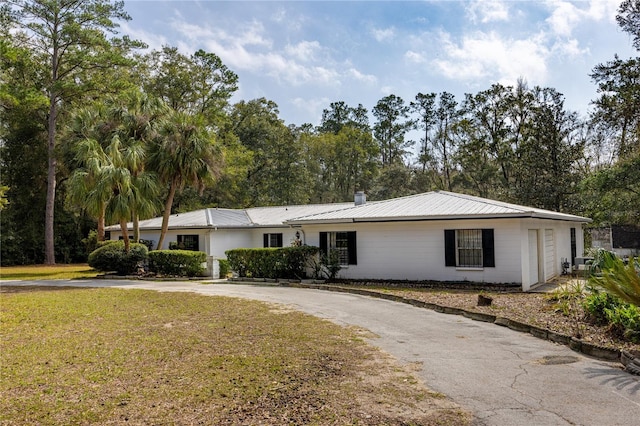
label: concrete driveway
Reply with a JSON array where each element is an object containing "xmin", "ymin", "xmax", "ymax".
[{"xmin": 4, "ymin": 279, "xmax": 640, "ymax": 425}]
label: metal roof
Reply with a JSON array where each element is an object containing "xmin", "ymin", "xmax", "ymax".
[
  {"xmin": 246, "ymin": 203, "xmax": 352, "ymax": 226},
  {"xmin": 105, "ymin": 208, "xmax": 252, "ymax": 231},
  {"xmin": 286, "ymin": 191, "xmax": 592, "ymax": 224},
  {"xmin": 105, "ymin": 203, "xmax": 352, "ymax": 231},
  {"xmin": 106, "ymin": 191, "xmax": 591, "ymax": 231}
]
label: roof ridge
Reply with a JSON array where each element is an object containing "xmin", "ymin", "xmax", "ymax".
[
  {"xmin": 437, "ymin": 191, "xmax": 530, "ymax": 213},
  {"xmin": 246, "ymin": 201, "xmax": 353, "ymax": 210}
]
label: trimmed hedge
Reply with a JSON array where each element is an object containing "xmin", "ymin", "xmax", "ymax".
[
  {"xmin": 226, "ymin": 246, "xmax": 319, "ymax": 279},
  {"xmin": 148, "ymin": 250, "xmax": 207, "ymax": 277},
  {"xmin": 218, "ymin": 259, "xmax": 230, "ymax": 278},
  {"xmin": 88, "ymin": 242, "xmax": 148, "ymax": 275}
]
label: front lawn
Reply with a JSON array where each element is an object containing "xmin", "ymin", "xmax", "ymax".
[
  {"xmin": 0, "ymin": 287, "xmax": 469, "ymax": 425},
  {"xmin": 0, "ymin": 264, "xmax": 99, "ymax": 280}
]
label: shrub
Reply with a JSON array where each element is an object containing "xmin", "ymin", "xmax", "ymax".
[
  {"xmin": 606, "ymin": 304, "xmax": 640, "ymax": 342},
  {"xmin": 225, "ymin": 246, "xmax": 319, "ymax": 279},
  {"xmin": 218, "ymin": 259, "xmax": 230, "ymax": 278},
  {"xmin": 322, "ymin": 249, "xmax": 342, "ymax": 280},
  {"xmin": 82, "ymin": 230, "xmax": 99, "ymax": 256},
  {"xmin": 589, "ymin": 252, "xmax": 640, "ymax": 306},
  {"xmin": 148, "ymin": 250, "xmax": 207, "ymax": 277},
  {"xmin": 88, "ymin": 242, "xmax": 148, "ymax": 275},
  {"xmin": 583, "ymin": 290, "xmax": 622, "ymax": 325}
]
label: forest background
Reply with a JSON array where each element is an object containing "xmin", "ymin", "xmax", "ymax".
[{"xmin": 1, "ymin": 0, "xmax": 639, "ymax": 265}]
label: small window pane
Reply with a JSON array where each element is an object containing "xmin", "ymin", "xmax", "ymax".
[
  {"xmin": 178, "ymin": 235, "xmax": 199, "ymax": 251},
  {"xmin": 457, "ymin": 229, "xmax": 482, "ymax": 267},
  {"xmin": 329, "ymin": 232, "xmax": 350, "ymax": 266}
]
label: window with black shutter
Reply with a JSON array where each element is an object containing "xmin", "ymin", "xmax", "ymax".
[
  {"xmin": 444, "ymin": 229, "xmax": 495, "ymax": 268},
  {"xmin": 263, "ymin": 233, "xmax": 283, "ymax": 248},
  {"xmin": 177, "ymin": 235, "xmax": 199, "ymax": 251},
  {"xmin": 319, "ymin": 231, "xmax": 357, "ymax": 265}
]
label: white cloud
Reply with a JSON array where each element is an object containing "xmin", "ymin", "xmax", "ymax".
[
  {"xmin": 404, "ymin": 50, "xmax": 426, "ymax": 63},
  {"xmin": 285, "ymin": 41, "xmax": 321, "ymax": 62},
  {"xmin": 545, "ymin": 0, "xmax": 620, "ymax": 37},
  {"xmin": 380, "ymin": 86, "xmax": 394, "ymax": 95},
  {"xmin": 170, "ymin": 18, "xmax": 339, "ymax": 87},
  {"xmin": 291, "ymin": 96, "xmax": 331, "ymax": 123},
  {"xmin": 545, "ymin": 0, "xmax": 583, "ymax": 37},
  {"xmin": 270, "ymin": 7, "xmax": 304, "ymax": 32},
  {"xmin": 467, "ymin": 0, "xmax": 509, "ymax": 23},
  {"xmin": 552, "ymin": 38, "xmax": 588, "ymax": 57},
  {"xmin": 371, "ymin": 27, "xmax": 395, "ymax": 42},
  {"xmin": 431, "ymin": 31, "xmax": 549, "ymax": 85},
  {"xmin": 347, "ymin": 68, "xmax": 377, "ymax": 84}
]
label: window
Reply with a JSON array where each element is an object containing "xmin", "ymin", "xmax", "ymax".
[
  {"xmin": 319, "ymin": 231, "xmax": 357, "ymax": 265},
  {"xmin": 177, "ymin": 234, "xmax": 199, "ymax": 251},
  {"xmin": 444, "ymin": 229, "xmax": 495, "ymax": 268},
  {"xmin": 263, "ymin": 233, "xmax": 283, "ymax": 248}
]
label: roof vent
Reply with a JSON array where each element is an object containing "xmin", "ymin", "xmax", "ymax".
[{"xmin": 354, "ymin": 191, "xmax": 366, "ymax": 206}]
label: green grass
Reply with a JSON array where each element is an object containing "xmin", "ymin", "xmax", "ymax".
[
  {"xmin": 0, "ymin": 264, "xmax": 100, "ymax": 280},
  {"xmin": 0, "ymin": 287, "xmax": 469, "ymax": 425}
]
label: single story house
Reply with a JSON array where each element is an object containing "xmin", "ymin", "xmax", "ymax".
[{"xmin": 106, "ymin": 191, "xmax": 591, "ymax": 291}]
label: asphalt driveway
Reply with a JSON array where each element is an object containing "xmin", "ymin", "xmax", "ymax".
[{"xmin": 4, "ymin": 279, "xmax": 640, "ymax": 425}]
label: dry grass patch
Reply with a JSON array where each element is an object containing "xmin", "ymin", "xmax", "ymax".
[{"xmin": 0, "ymin": 287, "xmax": 469, "ymax": 425}]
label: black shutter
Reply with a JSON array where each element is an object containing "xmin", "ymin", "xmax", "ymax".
[
  {"xmin": 347, "ymin": 231, "xmax": 357, "ymax": 265},
  {"xmin": 276, "ymin": 233, "xmax": 283, "ymax": 247},
  {"xmin": 263, "ymin": 233, "xmax": 269, "ymax": 248},
  {"xmin": 444, "ymin": 230, "xmax": 456, "ymax": 267},
  {"xmin": 570, "ymin": 228, "xmax": 576, "ymax": 266},
  {"xmin": 319, "ymin": 232, "xmax": 328, "ymax": 257},
  {"xmin": 482, "ymin": 229, "xmax": 495, "ymax": 267}
]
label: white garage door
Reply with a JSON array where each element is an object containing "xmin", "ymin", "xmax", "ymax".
[{"xmin": 544, "ymin": 229, "xmax": 555, "ymax": 281}]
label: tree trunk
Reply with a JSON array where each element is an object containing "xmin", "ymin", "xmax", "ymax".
[
  {"xmin": 44, "ymin": 97, "xmax": 57, "ymax": 264},
  {"xmin": 120, "ymin": 218, "xmax": 130, "ymax": 253},
  {"xmin": 133, "ymin": 213, "xmax": 140, "ymax": 243},
  {"xmin": 97, "ymin": 209, "xmax": 106, "ymax": 241},
  {"xmin": 156, "ymin": 181, "xmax": 177, "ymax": 250}
]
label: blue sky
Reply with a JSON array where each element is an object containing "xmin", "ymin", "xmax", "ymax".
[{"xmin": 121, "ymin": 1, "xmax": 636, "ymax": 128}]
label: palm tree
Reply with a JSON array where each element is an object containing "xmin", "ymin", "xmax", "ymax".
[
  {"xmin": 148, "ymin": 112, "xmax": 221, "ymax": 249},
  {"xmin": 107, "ymin": 90, "xmax": 166, "ymax": 240},
  {"xmin": 67, "ymin": 90, "xmax": 166, "ymax": 248},
  {"xmin": 66, "ymin": 106, "xmax": 112, "ymax": 241}
]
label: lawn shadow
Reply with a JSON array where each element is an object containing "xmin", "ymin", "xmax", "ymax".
[{"xmin": 0, "ymin": 285, "xmax": 95, "ymax": 294}]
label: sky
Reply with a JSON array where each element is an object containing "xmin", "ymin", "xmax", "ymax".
[{"xmin": 120, "ymin": 0, "xmax": 636, "ymax": 129}]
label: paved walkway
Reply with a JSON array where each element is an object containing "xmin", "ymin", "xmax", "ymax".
[{"xmin": 4, "ymin": 279, "xmax": 640, "ymax": 425}]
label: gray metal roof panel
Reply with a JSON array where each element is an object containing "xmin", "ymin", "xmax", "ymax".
[
  {"xmin": 245, "ymin": 203, "xmax": 352, "ymax": 226},
  {"xmin": 287, "ymin": 191, "xmax": 591, "ymax": 223},
  {"xmin": 105, "ymin": 208, "xmax": 252, "ymax": 231},
  {"xmin": 106, "ymin": 191, "xmax": 591, "ymax": 231}
]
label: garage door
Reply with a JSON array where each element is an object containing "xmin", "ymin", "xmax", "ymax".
[{"xmin": 544, "ymin": 229, "xmax": 555, "ymax": 281}]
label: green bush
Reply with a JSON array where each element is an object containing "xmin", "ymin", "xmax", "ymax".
[
  {"xmin": 218, "ymin": 259, "xmax": 230, "ymax": 278},
  {"xmin": 225, "ymin": 246, "xmax": 319, "ymax": 279},
  {"xmin": 583, "ymin": 290, "xmax": 622, "ymax": 325},
  {"xmin": 606, "ymin": 304, "xmax": 640, "ymax": 342},
  {"xmin": 584, "ymin": 288, "xmax": 640, "ymax": 342},
  {"xmin": 87, "ymin": 242, "xmax": 148, "ymax": 275},
  {"xmin": 322, "ymin": 250, "xmax": 342, "ymax": 280},
  {"xmin": 148, "ymin": 250, "xmax": 207, "ymax": 277}
]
